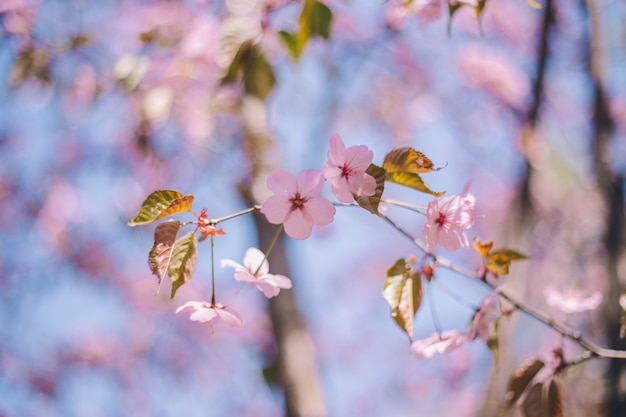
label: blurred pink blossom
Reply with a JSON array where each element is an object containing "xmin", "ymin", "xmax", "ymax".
[
  {"xmin": 468, "ymin": 293, "xmax": 499, "ymax": 341},
  {"xmin": 458, "ymin": 45, "xmax": 530, "ymax": 109},
  {"xmin": 261, "ymin": 169, "xmax": 336, "ymax": 240},
  {"xmin": 543, "ymin": 285, "xmax": 603, "ymax": 314},
  {"xmin": 385, "ymin": 0, "xmax": 443, "ymax": 30},
  {"xmin": 411, "ymin": 330, "xmax": 468, "ymax": 359},
  {"xmin": 323, "ymin": 134, "xmax": 377, "ymax": 203},
  {"xmin": 176, "ymin": 301, "xmax": 242, "ymax": 327},
  {"xmin": 221, "ymin": 247, "xmax": 292, "ymax": 298},
  {"xmin": 423, "ymin": 182, "xmax": 476, "ymax": 252}
]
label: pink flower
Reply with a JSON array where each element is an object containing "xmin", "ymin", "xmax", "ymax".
[
  {"xmin": 543, "ymin": 285, "xmax": 603, "ymax": 314},
  {"xmin": 411, "ymin": 330, "xmax": 468, "ymax": 359},
  {"xmin": 468, "ymin": 293, "xmax": 499, "ymax": 342},
  {"xmin": 423, "ymin": 182, "xmax": 476, "ymax": 252},
  {"xmin": 323, "ymin": 134, "xmax": 377, "ymax": 203},
  {"xmin": 221, "ymin": 247, "xmax": 292, "ymax": 298},
  {"xmin": 261, "ymin": 169, "xmax": 336, "ymax": 239},
  {"xmin": 176, "ymin": 301, "xmax": 242, "ymax": 327}
]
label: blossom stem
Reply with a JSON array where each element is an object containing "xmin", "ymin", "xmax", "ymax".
[
  {"xmin": 211, "ymin": 205, "xmax": 261, "ymax": 225},
  {"xmin": 381, "ymin": 199, "xmax": 427, "ymax": 215},
  {"xmin": 210, "ymin": 234, "xmax": 216, "ymax": 305},
  {"xmin": 381, "ymin": 213, "xmax": 626, "ymax": 361},
  {"xmin": 254, "ymin": 224, "xmax": 284, "ymax": 275},
  {"xmin": 426, "ymin": 281, "xmax": 443, "ymax": 336}
]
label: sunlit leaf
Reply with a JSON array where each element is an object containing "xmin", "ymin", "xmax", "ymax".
[
  {"xmin": 521, "ymin": 382, "xmax": 544, "ymax": 417},
  {"xmin": 244, "ymin": 51, "xmax": 276, "ymax": 100},
  {"xmin": 354, "ymin": 164, "xmax": 386, "ymax": 216},
  {"xmin": 505, "ymin": 357, "xmax": 545, "ymax": 408},
  {"xmin": 168, "ymin": 231, "xmax": 198, "ymax": 299},
  {"xmin": 127, "ymin": 190, "xmax": 194, "ymax": 227},
  {"xmin": 473, "ymin": 237, "xmax": 494, "ymax": 257},
  {"xmin": 148, "ymin": 220, "xmax": 182, "ymax": 293},
  {"xmin": 382, "ymin": 259, "xmax": 422, "ymax": 342},
  {"xmin": 11, "ymin": 45, "xmax": 52, "ymax": 87},
  {"xmin": 383, "ymin": 147, "xmax": 444, "ymax": 174},
  {"xmin": 545, "ymin": 378, "xmax": 564, "ymax": 417},
  {"xmin": 528, "ymin": 0, "xmax": 543, "ymax": 9},
  {"xmin": 278, "ymin": 30, "xmax": 301, "ymax": 60},
  {"xmin": 303, "ymin": 0, "xmax": 333, "ymax": 39},
  {"xmin": 385, "ymin": 172, "xmax": 445, "ymax": 197},
  {"xmin": 486, "ymin": 249, "xmax": 528, "ymax": 275}
]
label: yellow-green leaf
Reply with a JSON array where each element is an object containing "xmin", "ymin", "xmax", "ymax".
[
  {"xmin": 168, "ymin": 231, "xmax": 198, "ymax": 299},
  {"xmin": 383, "ymin": 147, "xmax": 443, "ymax": 174},
  {"xmin": 354, "ymin": 164, "xmax": 386, "ymax": 216},
  {"xmin": 382, "ymin": 259, "xmax": 422, "ymax": 342},
  {"xmin": 473, "ymin": 237, "xmax": 494, "ymax": 257},
  {"xmin": 486, "ymin": 249, "xmax": 528, "ymax": 275},
  {"xmin": 505, "ymin": 357, "xmax": 545, "ymax": 408},
  {"xmin": 127, "ymin": 190, "xmax": 194, "ymax": 227},
  {"xmin": 244, "ymin": 51, "xmax": 276, "ymax": 100},
  {"xmin": 278, "ymin": 30, "xmax": 301, "ymax": 60},
  {"xmin": 385, "ymin": 172, "xmax": 445, "ymax": 197},
  {"xmin": 148, "ymin": 220, "xmax": 182, "ymax": 293}
]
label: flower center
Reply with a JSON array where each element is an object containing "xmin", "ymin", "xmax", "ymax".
[
  {"xmin": 340, "ymin": 164, "xmax": 352, "ymax": 179},
  {"xmin": 289, "ymin": 193, "xmax": 307, "ymax": 211},
  {"xmin": 435, "ymin": 212, "xmax": 447, "ymax": 227}
]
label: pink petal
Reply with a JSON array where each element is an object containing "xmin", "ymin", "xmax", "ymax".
[
  {"xmin": 189, "ymin": 307, "xmax": 218, "ymax": 323},
  {"xmin": 257, "ymin": 282, "xmax": 281, "ymax": 298},
  {"xmin": 344, "ymin": 145, "xmax": 373, "ymax": 172},
  {"xmin": 304, "ymin": 196, "xmax": 336, "ymax": 225},
  {"xmin": 234, "ymin": 270, "xmax": 258, "ymax": 283},
  {"xmin": 331, "ymin": 179, "xmax": 354, "ymax": 203},
  {"xmin": 243, "ymin": 247, "xmax": 268, "ymax": 275},
  {"xmin": 411, "ymin": 330, "xmax": 468, "ymax": 359},
  {"xmin": 264, "ymin": 273, "xmax": 292, "ymax": 289},
  {"xmin": 284, "ymin": 209, "xmax": 314, "ymax": 239},
  {"xmin": 327, "ymin": 134, "xmax": 347, "ymax": 166},
  {"xmin": 348, "ymin": 171, "xmax": 377, "ymax": 198},
  {"xmin": 221, "ymin": 258, "xmax": 245, "ymax": 270},
  {"xmin": 296, "ymin": 169, "xmax": 325, "ymax": 199},
  {"xmin": 266, "ymin": 169, "xmax": 297, "ymax": 196},
  {"xmin": 261, "ymin": 195, "xmax": 291, "ymax": 224},
  {"xmin": 544, "ymin": 286, "xmax": 603, "ymax": 314},
  {"xmin": 175, "ymin": 301, "xmax": 205, "ymax": 314},
  {"xmin": 215, "ymin": 306, "xmax": 242, "ymax": 327}
]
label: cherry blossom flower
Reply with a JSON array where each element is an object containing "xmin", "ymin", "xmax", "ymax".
[
  {"xmin": 221, "ymin": 247, "xmax": 292, "ymax": 298},
  {"xmin": 261, "ymin": 169, "xmax": 336, "ymax": 239},
  {"xmin": 543, "ymin": 285, "xmax": 602, "ymax": 314},
  {"xmin": 423, "ymin": 182, "xmax": 476, "ymax": 252},
  {"xmin": 176, "ymin": 301, "xmax": 242, "ymax": 327},
  {"xmin": 197, "ymin": 208, "xmax": 226, "ymax": 242},
  {"xmin": 385, "ymin": 0, "xmax": 444, "ymax": 30},
  {"xmin": 322, "ymin": 134, "xmax": 377, "ymax": 203},
  {"xmin": 468, "ymin": 293, "xmax": 499, "ymax": 342},
  {"xmin": 411, "ymin": 330, "xmax": 468, "ymax": 359}
]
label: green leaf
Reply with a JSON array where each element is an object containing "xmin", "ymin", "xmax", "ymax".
[
  {"xmin": 278, "ymin": 30, "xmax": 302, "ymax": 60},
  {"xmin": 127, "ymin": 190, "xmax": 194, "ymax": 227},
  {"xmin": 148, "ymin": 220, "xmax": 182, "ymax": 294},
  {"xmin": 354, "ymin": 164, "xmax": 386, "ymax": 216},
  {"xmin": 244, "ymin": 51, "xmax": 276, "ymax": 100},
  {"xmin": 505, "ymin": 357, "xmax": 545, "ymax": 408},
  {"xmin": 305, "ymin": 0, "xmax": 333, "ymax": 39},
  {"xmin": 486, "ymin": 317, "xmax": 500, "ymax": 363},
  {"xmin": 385, "ymin": 172, "xmax": 445, "ymax": 197},
  {"xmin": 382, "ymin": 259, "xmax": 422, "ymax": 342},
  {"xmin": 486, "ymin": 249, "xmax": 528, "ymax": 275},
  {"xmin": 168, "ymin": 230, "xmax": 198, "ymax": 299}
]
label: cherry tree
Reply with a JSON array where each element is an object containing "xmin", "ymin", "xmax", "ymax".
[{"xmin": 1, "ymin": 1, "xmax": 626, "ymax": 417}]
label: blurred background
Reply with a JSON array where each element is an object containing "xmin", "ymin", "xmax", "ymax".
[{"xmin": 1, "ymin": 0, "xmax": 625, "ymax": 416}]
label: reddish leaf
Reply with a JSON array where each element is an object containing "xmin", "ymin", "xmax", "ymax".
[
  {"xmin": 168, "ymin": 231, "xmax": 198, "ymax": 299},
  {"xmin": 382, "ymin": 259, "xmax": 422, "ymax": 342},
  {"xmin": 521, "ymin": 382, "xmax": 544, "ymax": 417},
  {"xmin": 148, "ymin": 220, "xmax": 182, "ymax": 294},
  {"xmin": 544, "ymin": 378, "xmax": 564, "ymax": 417},
  {"xmin": 506, "ymin": 357, "xmax": 545, "ymax": 408}
]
